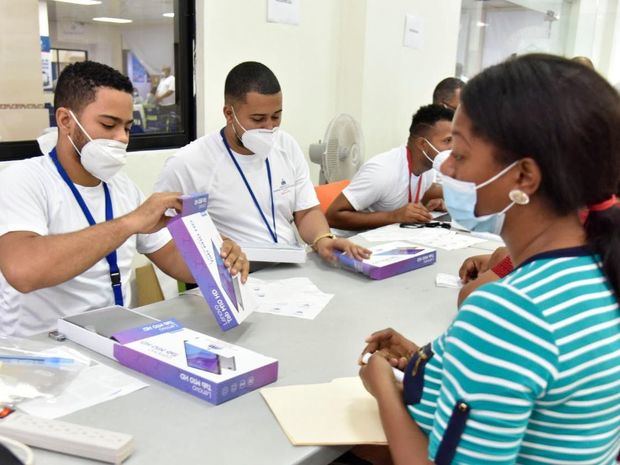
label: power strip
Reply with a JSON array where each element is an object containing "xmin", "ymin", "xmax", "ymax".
[{"xmin": 0, "ymin": 412, "xmax": 134, "ymax": 464}]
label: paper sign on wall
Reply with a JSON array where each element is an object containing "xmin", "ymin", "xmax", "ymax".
[
  {"xmin": 267, "ymin": 0, "xmax": 301, "ymax": 26},
  {"xmin": 403, "ymin": 14, "xmax": 424, "ymax": 50}
]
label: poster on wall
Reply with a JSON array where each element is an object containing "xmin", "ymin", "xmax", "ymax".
[
  {"xmin": 41, "ymin": 36, "xmax": 53, "ymax": 91},
  {"xmin": 267, "ymin": 0, "xmax": 301, "ymax": 26},
  {"xmin": 403, "ymin": 14, "xmax": 425, "ymax": 50}
]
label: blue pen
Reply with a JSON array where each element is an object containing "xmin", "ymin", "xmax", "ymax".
[{"xmin": 0, "ymin": 355, "xmax": 75, "ymax": 366}]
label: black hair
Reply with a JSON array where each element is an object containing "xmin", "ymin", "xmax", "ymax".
[
  {"xmin": 54, "ymin": 61, "xmax": 133, "ymax": 113},
  {"xmin": 224, "ymin": 61, "xmax": 281, "ymax": 102},
  {"xmin": 461, "ymin": 53, "xmax": 620, "ymax": 298},
  {"xmin": 408, "ymin": 104, "xmax": 454, "ymax": 138},
  {"xmin": 432, "ymin": 77, "xmax": 465, "ymax": 105}
]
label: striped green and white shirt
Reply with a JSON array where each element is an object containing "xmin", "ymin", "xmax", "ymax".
[{"xmin": 409, "ymin": 248, "xmax": 620, "ymax": 464}]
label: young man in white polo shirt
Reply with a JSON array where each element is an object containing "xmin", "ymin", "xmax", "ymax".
[
  {"xmin": 0, "ymin": 61, "xmax": 247, "ymax": 337},
  {"xmin": 326, "ymin": 104, "xmax": 454, "ymax": 231},
  {"xmin": 155, "ymin": 61, "xmax": 370, "ymax": 263}
]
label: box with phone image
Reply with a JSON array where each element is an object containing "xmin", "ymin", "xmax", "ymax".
[
  {"xmin": 167, "ymin": 193, "xmax": 256, "ymax": 331},
  {"xmin": 57, "ymin": 307, "xmax": 278, "ymax": 405},
  {"xmin": 335, "ymin": 241, "xmax": 436, "ymax": 280}
]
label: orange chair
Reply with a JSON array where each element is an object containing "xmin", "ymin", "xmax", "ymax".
[{"xmin": 314, "ymin": 180, "xmax": 350, "ymax": 214}]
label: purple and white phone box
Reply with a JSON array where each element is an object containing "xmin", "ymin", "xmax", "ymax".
[
  {"xmin": 57, "ymin": 309, "xmax": 278, "ymax": 405},
  {"xmin": 167, "ymin": 193, "xmax": 255, "ymax": 331},
  {"xmin": 112, "ymin": 319, "xmax": 278, "ymax": 405}
]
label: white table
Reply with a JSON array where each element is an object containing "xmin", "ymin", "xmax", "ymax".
[{"xmin": 33, "ymin": 237, "xmax": 501, "ymax": 465}]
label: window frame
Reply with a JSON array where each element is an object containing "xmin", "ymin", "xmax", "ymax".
[{"xmin": 0, "ymin": 0, "xmax": 196, "ymax": 162}]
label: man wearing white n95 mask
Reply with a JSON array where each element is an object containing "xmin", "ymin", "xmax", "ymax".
[
  {"xmin": 0, "ymin": 61, "xmax": 248, "ymax": 337},
  {"xmin": 326, "ymin": 104, "xmax": 454, "ymax": 231},
  {"xmin": 155, "ymin": 61, "xmax": 370, "ymax": 263}
]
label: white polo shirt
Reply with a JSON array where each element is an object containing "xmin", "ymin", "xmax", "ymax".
[
  {"xmin": 0, "ymin": 155, "xmax": 171, "ymax": 337},
  {"xmin": 343, "ymin": 145, "xmax": 436, "ymax": 212},
  {"xmin": 154, "ymin": 129, "xmax": 319, "ymax": 246},
  {"xmin": 156, "ymin": 75, "xmax": 175, "ymax": 106}
]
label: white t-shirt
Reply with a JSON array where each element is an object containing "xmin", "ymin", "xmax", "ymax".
[
  {"xmin": 0, "ymin": 155, "xmax": 171, "ymax": 337},
  {"xmin": 343, "ymin": 145, "xmax": 436, "ymax": 212},
  {"xmin": 154, "ymin": 130, "xmax": 319, "ymax": 246},
  {"xmin": 156, "ymin": 75, "xmax": 175, "ymax": 106}
]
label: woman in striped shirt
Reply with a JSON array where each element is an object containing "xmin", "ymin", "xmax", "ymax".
[{"xmin": 359, "ymin": 54, "xmax": 620, "ymax": 465}]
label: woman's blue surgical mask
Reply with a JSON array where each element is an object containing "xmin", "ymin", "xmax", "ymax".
[{"xmin": 442, "ymin": 157, "xmax": 519, "ymax": 235}]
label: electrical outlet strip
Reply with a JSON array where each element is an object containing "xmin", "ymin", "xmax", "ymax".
[{"xmin": 0, "ymin": 412, "xmax": 134, "ymax": 464}]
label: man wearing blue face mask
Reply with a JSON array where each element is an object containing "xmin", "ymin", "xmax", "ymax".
[
  {"xmin": 0, "ymin": 61, "xmax": 248, "ymax": 337},
  {"xmin": 326, "ymin": 104, "xmax": 453, "ymax": 231},
  {"xmin": 155, "ymin": 61, "xmax": 370, "ymax": 263}
]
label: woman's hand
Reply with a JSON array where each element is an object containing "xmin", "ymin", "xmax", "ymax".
[
  {"xmin": 360, "ymin": 328, "xmax": 417, "ymax": 370},
  {"xmin": 359, "ymin": 353, "xmax": 401, "ymax": 398}
]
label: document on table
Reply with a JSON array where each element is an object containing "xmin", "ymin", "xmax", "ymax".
[
  {"xmin": 436, "ymin": 273, "xmax": 463, "ymax": 289},
  {"xmin": 359, "ymin": 224, "xmax": 486, "ymax": 250},
  {"xmin": 247, "ymin": 277, "xmax": 333, "ymax": 320},
  {"xmin": 261, "ymin": 377, "xmax": 387, "ymax": 446},
  {"xmin": 18, "ymin": 347, "xmax": 148, "ymax": 419}
]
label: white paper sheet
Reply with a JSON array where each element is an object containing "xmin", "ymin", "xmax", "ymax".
[
  {"xmin": 19, "ymin": 347, "xmax": 148, "ymax": 419},
  {"xmin": 267, "ymin": 0, "xmax": 301, "ymax": 25},
  {"xmin": 359, "ymin": 224, "xmax": 486, "ymax": 250},
  {"xmin": 247, "ymin": 277, "xmax": 333, "ymax": 320},
  {"xmin": 435, "ymin": 273, "xmax": 463, "ymax": 289},
  {"xmin": 403, "ymin": 14, "xmax": 424, "ymax": 49}
]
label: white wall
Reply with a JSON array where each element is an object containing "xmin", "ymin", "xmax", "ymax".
[
  {"xmin": 196, "ymin": 0, "xmax": 461, "ymax": 181},
  {"xmin": 358, "ymin": 0, "xmax": 461, "ymax": 158},
  {"xmin": 50, "ymin": 20, "xmax": 124, "ymax": 72},
  {"xmin": 197, "ymin": 0, "xmax": 343, "ymax": 182},
  {"xmin": 121, "ymin": 23, "xmax": 175, "ymax": 75}
]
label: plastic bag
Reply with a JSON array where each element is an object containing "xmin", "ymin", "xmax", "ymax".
[{"xmin": 0, "ymin": 336, "xmax": 89, "ymax": 406}]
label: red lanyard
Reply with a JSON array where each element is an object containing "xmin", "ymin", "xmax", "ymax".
[{"xmin": 406, "ymin": 147, "xmax": 423, "ymax": 204}]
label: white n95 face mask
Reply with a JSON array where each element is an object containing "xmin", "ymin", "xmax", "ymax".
[
  {"xmin": 432, "ymin": 150, "xmax": 451, "ymax": 171},
  {"xmin": 442, "ymin": 160, "xmax": 518, "ymax": 236},
  {"xmin": 68, "ymin": 110, "xmax": 128, "ymax": 182},
  {"xmin": 231, "ymin": 107, "xmax": 278, "ymax": 160},
  {"xmin": 421, "ymin": 138, "xmax": 441, "ymax": 167}
]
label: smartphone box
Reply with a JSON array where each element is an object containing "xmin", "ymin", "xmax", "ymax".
[
  {"xmin": 57, "ymin": 307, "xmax": 278, "ymax": 405},
  {"xmin": 239, "ymin": 243, "xmax": 307, "ymax": 264},
  {"xmin": 167, "ymin": 193, "xmax": 255, "ymax": 331},
  {"xmin": 336, "ymin": 242, "xmax": 436, "ymax": 280}
]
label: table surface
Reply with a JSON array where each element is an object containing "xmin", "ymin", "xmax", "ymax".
[{"xmin": 33, "ymin": 236, "xmax": 501, "ymax": 465}]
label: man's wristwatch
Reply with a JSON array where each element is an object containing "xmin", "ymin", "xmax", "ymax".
[{"xmin": 311, "ymin": 233, "xmax": 335, "ymax": 251}]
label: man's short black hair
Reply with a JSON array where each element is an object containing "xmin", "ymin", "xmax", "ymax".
[
  {"xmin": 432, "ymin": 77, "xmax": 465, "ymax": 105},
  {"xmin": 54, "ymin": 61, "xmax": 133, "ymax": 113},
  {"xmin": 409, "ymin": 104, "xmax": 454, "ymax": 138},
  {"xmin": 224, "ymin": 61, "xmax": 281, "ymax": 103}
]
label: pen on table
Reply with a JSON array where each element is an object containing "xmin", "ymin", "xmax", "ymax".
[
  {"xmin": 0, "ymin": 355, "xmax": 75, "ymax": 366},
  {"xmin": 361, "ymin": 352, "xmax": 405, "ymax": 382}
]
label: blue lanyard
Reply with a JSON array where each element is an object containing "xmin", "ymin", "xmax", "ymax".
[
  {"xmin": 220, "ymin": 128, "xmax": 278, "ymax": 243},
  {"xmin": 49, "ymin": 149, "xmax": 124, "ymax": 306}
]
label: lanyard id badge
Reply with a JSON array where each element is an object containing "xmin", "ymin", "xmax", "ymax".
[
  {"xmin": 406, "ymin": 146, "xmax": 423, "ymax": 204},
  {"xmin": 50, "ymin": 149, "xmax": 123, "ymax": 306},
  {"xmin": 220, "ymin": 128, "xmax": 278, "ymax": 243}
]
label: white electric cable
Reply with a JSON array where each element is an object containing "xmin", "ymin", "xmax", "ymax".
[{"xmin": 0, "ymin": 435, "xmax": 34, "ymax": 465}]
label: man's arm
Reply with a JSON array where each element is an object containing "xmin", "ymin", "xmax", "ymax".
[
  {"xmin": 422, "ymin": 183, "xmax": 446, "ymax": 212},
  {"xmin": 294, "ymin": 206, "xmax": 370, "ymax": 261},
  {"xmin": 0, "ymin": 192, "xmax": 182, "ymax": 294},
  {"xmin": 294, "ymin": 205, "xmax": 337, "ymax": 245},
  {"xmin": 326, "ymin": 193, "xmax": 432, "ymax": 230},
  {"xmin": 421, "ymin": 183, "xmax": 443, "ymax": 203}
]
